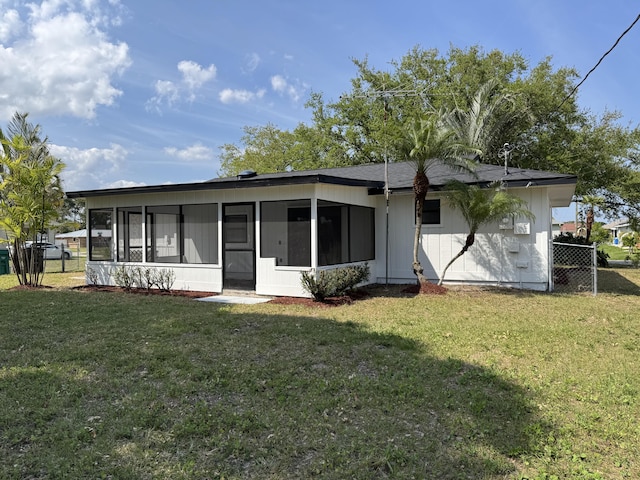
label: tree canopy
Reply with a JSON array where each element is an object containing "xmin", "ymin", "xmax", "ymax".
[{"xmin": 219, "ymin": 45, "xmax": 640, "ymax": 220}]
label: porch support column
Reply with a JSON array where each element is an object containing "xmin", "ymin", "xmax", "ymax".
[
  {"xmin": 141, "ymin": 205, "xmax": 147, "ymax": 263},
  {"xmin": 310, "ymin": 197, "xmax": 318, "ymax": 269}
]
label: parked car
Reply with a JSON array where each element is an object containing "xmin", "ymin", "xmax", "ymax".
[{"xmin": 25, "ymin": 242, "xmax": 72, "ymax": 260}]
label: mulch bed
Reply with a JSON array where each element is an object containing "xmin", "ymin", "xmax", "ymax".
[{"xmin": 70, "ymin": 285, "xmax": 214, "ymax": 299}]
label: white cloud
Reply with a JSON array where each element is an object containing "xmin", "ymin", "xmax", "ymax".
[
  {"xmin": 219, "ymin": 88, "xmax": 266, "ymax": 104},
  {"xmin": 178, "ymin": 60, "xmax": 216, "ymax": 92},
  {"xmin": 244, "ymin": 52, "xmax": 261, "ymax": 73},
  {"xmin": 270, "ymin": 74, "xmax": 305, "ymax": 102},
  {"xmin": 164, "ymin": 143, "xmax": 214, "ymax": 162},
  {"xmin": 0, "ymin": 8, "xmax": 21, "ymax": 42},
  {"xmin": 51, "ymin": 142, "xmax": 128, "ymax": 191},
  {"xmin": 147, "ymin": 60, "xmax": 217, "ymax": 111},
  {"xmin": 105, "ymin": 179, "xmax": 146, "ymax": 189},
  {"xmin": 0, "ymin": 0, "xmax": 131, "ymax": 120}
]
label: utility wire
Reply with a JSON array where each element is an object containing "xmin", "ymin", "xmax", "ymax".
[{"xmin": 558, "ymin": 13, "xmax": 640, "ymax": 110}]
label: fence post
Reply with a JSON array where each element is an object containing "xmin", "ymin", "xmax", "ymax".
[{"xmin": 592, "ymin": 242, "xmax": 597, "ymax": 296}]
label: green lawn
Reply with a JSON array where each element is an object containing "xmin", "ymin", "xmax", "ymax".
[
  {"xmin": 600, "ymin": 243, "xmax": 634, "ymax": 261},
  {"xmin": 1, "ymin": 271, "xmax": 640, "ymax": 479}
]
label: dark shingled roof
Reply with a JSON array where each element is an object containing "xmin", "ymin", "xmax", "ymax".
[{"xmin": 66, "ymin": 161, "xmax": 576, "ymax": 198}]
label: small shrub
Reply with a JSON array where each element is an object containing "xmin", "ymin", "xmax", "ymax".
[
  {"xmin": 113, "ymin": 265, "xmax": 135, "ymax": 290},
  {"xmin": 86, "ymin": 266, "xmax": 99, "ymax": 286},
  {"xmin": 132, "ymin": 266, "xmax": 156, "ymax": 291},
  {"xmin": 155, "ymin": 268, "xmax": 176, "ymax": 292},
  {"xmin": 626, "ymin": 252, "xmax": 640, "ymax": 268},
  {"xmin": 301, "ymin": 264, "xmax": 370, "ymax": 301}
]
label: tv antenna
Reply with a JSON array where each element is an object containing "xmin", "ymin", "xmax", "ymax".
[
  {"xmin": 498, "ymin": 142, "xmax": 515, "ymax": 176},
  {"xmin": 347, "ymin": 87, "xmax": 425, "ymax": 286}
]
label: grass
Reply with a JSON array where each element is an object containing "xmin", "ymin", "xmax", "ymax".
[
  {"xmin": 1, "ymin": 270, "xmax": 640, "ymax": 479},
  {"xmin": 600, "ymin": 243, "xmax": 633, "ymax": 261}
]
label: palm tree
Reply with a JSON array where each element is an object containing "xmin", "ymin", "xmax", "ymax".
[
  {"xmin": 446, "ymin": 78, "xmax": 527, "ymax": 163},
  {"xmin": 580, "ymin": 195, "xmax": 604, "ymax": 243},
  {"xmin": 0, "ymin": 112, "xmax": 65, "ymax": 286},
  {"xmin": 438, "ymin": 180, "xmax": 535, "ymax": 285},
  {"xmin": 403, "ymin": 113, "xmax": 478, "ymax": 288}
]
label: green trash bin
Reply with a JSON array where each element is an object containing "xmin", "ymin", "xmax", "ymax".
[{"xmin": 0, "ymin": 249, "xmax": 9, "ymax": 275}]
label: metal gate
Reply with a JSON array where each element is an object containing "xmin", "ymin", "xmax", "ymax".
[{"xmin": 552, "ymin": 242, "xmax": 597, "ymax": 295}]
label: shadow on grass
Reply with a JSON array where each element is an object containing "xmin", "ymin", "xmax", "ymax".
[
  {"xmin": 0, "ymin": 291, "xmax": 552, "ymax": 479},
  {"xmin": 598, "ymin": 268, "xmax": 640, "ymax": 295}
]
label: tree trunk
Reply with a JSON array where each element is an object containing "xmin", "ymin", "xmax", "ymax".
[
  {"xmin": 585, "ymin": 207, "xmax": 594, "ymax": 243},
  {"xmin": 413, "ymin": 171, "xmax": 430, "ymax": 287},
  {"xmin": 438, "ymin": 232, "xmax": 475, "ymax": 286}
]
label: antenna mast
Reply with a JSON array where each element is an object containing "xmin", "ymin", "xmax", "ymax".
[{"xmin": 349, "ymin": 87, "xmax": 424, "ymax": 286}]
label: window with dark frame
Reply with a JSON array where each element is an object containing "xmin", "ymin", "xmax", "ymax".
[{"xmin": 421, "ymin": 199, "xmax": 441, "ymax": 225}]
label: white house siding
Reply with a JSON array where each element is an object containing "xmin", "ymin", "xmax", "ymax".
[
  {"xmin": 381, "ymin": 186, "xmax": 553, "ymax": 290},
  {"xmin": 85, "ymin": 183, "xmax": 379, "ymax": 296}
]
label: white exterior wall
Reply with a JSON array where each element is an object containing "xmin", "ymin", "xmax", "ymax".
[
  {"xmin": 379, "ymin": 186, "xmax": 553, "ymax": 290},
  {"xmin": 85, "ymin": 181, "xmax": 555, "ymax": 295},
  {"xmin": 85, "ymin": 183, "xmax": 378, "ymax": 297}
]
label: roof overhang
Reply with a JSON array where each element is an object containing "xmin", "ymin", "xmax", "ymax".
[{"xmin": 66, "ymin": 173, "xmax": 383, "ymax": 199}]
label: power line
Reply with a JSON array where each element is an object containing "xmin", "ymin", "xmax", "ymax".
[{"xmin": 558, "ymin": 13, "xmax": 640, "ymax": 110}]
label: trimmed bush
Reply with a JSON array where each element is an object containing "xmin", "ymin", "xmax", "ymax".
[{"xmin": 301, "ymin": 264, "xmax": 370, "ymax": 301}]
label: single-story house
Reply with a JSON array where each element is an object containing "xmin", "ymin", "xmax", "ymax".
[
  {"xmin": 66, "ymin": 160, "xmax": 576, "ymax": 297},
  {"xmin": 55, "ymin": 229, "xmax": 89, "ymax": 248},
  {"xmin": 602, "ymin": 218, "xmax": 633, "ymax": 245}
]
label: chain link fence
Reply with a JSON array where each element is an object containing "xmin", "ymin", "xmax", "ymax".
[
  {"xmin": 43, "ymin": 244, "xmax": 86, "ymax": 273},
  {"xmin": 552, "ymin": 242, "xmax": 597, "ymax": 295}
]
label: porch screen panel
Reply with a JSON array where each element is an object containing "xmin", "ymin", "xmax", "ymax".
[
  {"xmin": 89, "ymin": 208, "xmax": 113, "ymax": 261},
  {"xmin": 318, "ymin": 200, "xmax": 374, "ymax": 266},
  {"xmin": 349, "ymin": 205, "xmax": 375, "ymax": 262},
  {"xmin": 260, "ymin": 200, "xmax": 311, "ymax": 266},
  {"xmin": 147, "ymin": 206, "xmax": 180, "ymax": 263},
  {"xmin": 183, "ymin": 204, "xmax": 218, "ymax": 264},
  {"xmin": 117, "ymin": 207, "xmax": 143, "ymax": 262}
]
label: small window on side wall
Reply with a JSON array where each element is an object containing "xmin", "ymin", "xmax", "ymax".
[{"xmin": 421, "ymin": 199, "xmax": 441, "ymax": 225}]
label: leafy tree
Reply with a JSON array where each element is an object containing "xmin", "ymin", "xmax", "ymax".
[
  {"xmin": 438, "ymin": 181, "xmax": 535, "ymax": 285},
  {"xmin": 0, "ymin": 113, "xmax": 65, "ymax": 286},
  {"xmin": 402, "ymin": 114, "xmax": 476, "ymax": 288},
  {"xmin": 57, "ymin": 197, "xmax": 86, "ymax": 233},
  {"xmin": 221, "ymin": 45, "xmax": 639, "ymax": 219},
  {"xmin": 219, "ymin": 122, "xmax": 351, "ymax": 176}
]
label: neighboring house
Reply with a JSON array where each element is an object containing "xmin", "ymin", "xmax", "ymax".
[
  {"xmin": 602, "ymin": 218, "xmax": 633, "ymax": 245},
  {"xmin": 67, "ymin": 161, "xmax": 576, "ymax": 297},
  {"xmin": 55, "ymin": 229, "xmax": 89, "ymax": 248},
  {"xmin": 551, "ymin": 218, "xmax": 563, "ymax": 238}
]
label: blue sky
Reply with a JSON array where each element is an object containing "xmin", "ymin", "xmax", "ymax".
[{"xmin": 1, "ymin": 1, "xmax": 639, "ymax": 220}]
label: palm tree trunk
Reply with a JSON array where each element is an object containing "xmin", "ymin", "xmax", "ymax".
[
  {"xmin": 585, "ymin": 207, "xmax": 594, "ymax": 243},
  {"xmin": 438, "ymin": 232, "xmax": 475, "ymax": 286},
  {"xmin": 413, "ymin": 171, "xmax": 430, "ymax": 287}
]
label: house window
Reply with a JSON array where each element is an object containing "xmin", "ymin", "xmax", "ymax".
[
  {"xmin": 117, "ymin": 207, "xmax": 143, "ymax": 262},
  {"xmin": 261, "ymin": 200, "xmax": 311, "ymax": 266},
  {"xmin": 318, "ymin": 200, "xmax": 375, "ymax": 266},
  {"xmin": 145, "ymin": 204, "xmax": 219, "ymax": 264},
  {"xmin": 88, "ymin": 208, "xmax": 113, "ymax": 261},
  {"xmin": 421, "ymin": 199, "xmax": 441, "ymax": 225}
]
